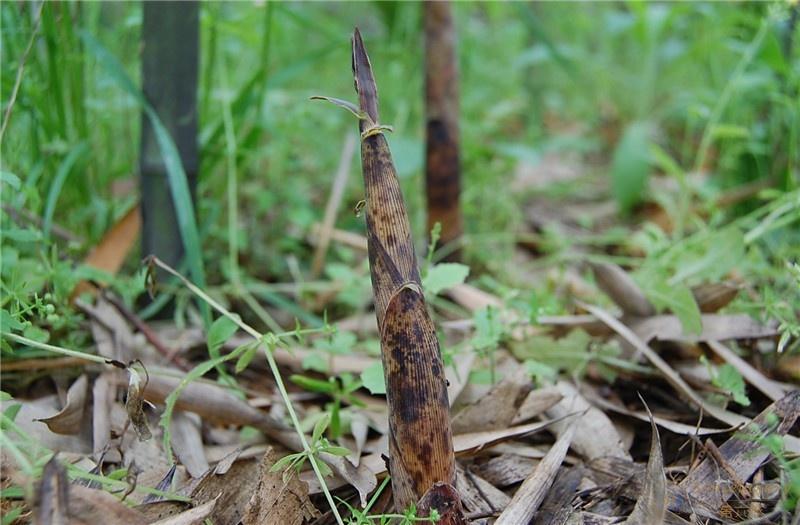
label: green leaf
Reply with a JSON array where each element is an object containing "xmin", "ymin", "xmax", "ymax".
[
  {"xmin": 301, "ymin": 352, "xmax": 329, "ymax": 373},
  {"xmin": 611, "ymin": 122, "xmax": 651, "ymax": 214},
  {"xmin": 714, "ymin": 364, "xmax": 750, "ymax": 407},
  {"xmin": 291, "ymin": 375, "xmax": 335, "ymax": 394},
  {"xmin": 1, "ymin": 404, "xmax": 21, "ymax": 430},
  {"xmin": 206, "ymin": 316, "xmax": 238, "ymax": 357},
  {"xmin": 322, "ymin": 445, "xmax": 351, "ymax": 457},
  {"xmin": 43, "ymin": 143, "xmax": 89, "ymax": 240},
  {"xmin": 312, "ymin": 413, "xmax": 331, "ymax": 443},
  {"xmin": 2, "ymin": 506, "xmax": 23, "ymax": 525},
  {"xmin": 472, "ymin": 306, "xmax": 504, "ymax": 350},
  {"xmin": 0, "ymin": 310, "xmax": 25, "ymax": 332},
  {"xmin": 0, "ymin": 171, "xmax": 21, "ymax": 190},
  {"xmin": 423, "ymin": 263, "xmax": 470, "ymax": 296},
  {"xmin": 360, "ymin": 362, "xmax": 386, "ymax": 395},
  {"xmin": 234, "ymin": 341, "xmax": 260, "ymax": 374},
  {"xmin": 22, "ymin": 325, "xmax": 50, "ymax": 344},
  {"xmin": 642, "ymin": 280, "xmax": 702, "ymax": 335},
  {"xmin": 524, "ymin": 360, "xmax": 558, "ymax": 384}
]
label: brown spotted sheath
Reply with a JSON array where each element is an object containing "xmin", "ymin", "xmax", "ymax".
[
  {"xmin": 351, "ymin": 29, "xmax": 463, "ymax": 521},
  {"xmin": 424, "ymin": 0, "xmax": 463, "ymax": 262}
]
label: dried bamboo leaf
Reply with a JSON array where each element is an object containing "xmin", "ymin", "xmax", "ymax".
[
  {"xmin": 37, "ymin": 374, "xmax": 88, "ymax": 435},
  {"xmin": 691, "ymin": 282, "xmax": 739, "ymax": 313},
  {"xmin": 149, "ymin": 497, "xmax": 218, "ymax": 525},
  {"xmin": 675, "ymin": 390, "xmax": 800, "ymax": 514},
  {"xmin": 34, "ymin": 456, "xmax": 70, "ymax": 525},
  {"xmin": 68, "ymin": 484, "xmax": 149, "ymax": 525},
  {"xmin": 545, "ymin": 381, "xmax": 631, "ymax": 461},
  {"xmin": 170, "ymin": 411, "xmax": 208, "ymax": 478},
  {"xmin": 451, "ymin": 367, "xmax": 530, "ymax": 434},
  {"xmin": 581, "ymin": 302, "xmax": 750, "ymax": 428},
  {"xmin": 242, "ymin": 449, "xmax": 320, "ymax": 525},
  {"xmin": 351, "ymin": 28, "xmax": 458, "ymax": 515},
  {"xmin": 622, "ymin": 402, "xmax": 666, "ymax": 525},
  {"xmin": 495, "ymin": 423, "xmax": 575, "ymax": 525},
  {"xmin": 591, "ymin": 262, "xmax": 655, "ymax": 317}
]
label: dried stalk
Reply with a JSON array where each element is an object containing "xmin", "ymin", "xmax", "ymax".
[
  {"xmin": 424, "ymin": 1, "xmax": 463, "ymax": 261},
  {"xmin": 351, "ymin": 29, "xmax": 463, "ymax": 521}
]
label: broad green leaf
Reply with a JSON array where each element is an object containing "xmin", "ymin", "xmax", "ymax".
[
  {"xmin": 611, "ymin": 122, "xmax": 651, "ymax": 214},
  {"xmin": 714, "ymin": 364, "xmax": 750, "ymax": 407},
  {"xmin": 206, "ymin": 316, "xmax": 238, "ymax": 357},
  {"xmin": 22, "ymin": 325, "xmax": 49, "ymax": 344},
  {"xmin": 360, "ymin": 362, "xmax": 386, "ymax": 395},
  {"xmin": 643, "ymin": 281, "xmax": 702, "ymax": 335},
  {"xmin": 0, "ymin": 171, "xmax": 21, "ymax": 190},
  {"xmin": 0, "ymin": 310, "xmax": 25, "ymax": 332},
  {"xmin": 472, "ymin": 306, "xmax": 504, "ymax": 350},
  {"xmin": 524, "ymin": 360, "xmax": 558, "ymax": 384},
  {"xmin": 301, "ymin": 352, "xmax": 329, "ymax": 373},
  {"xmin": 423, "ymin": 263, "xmax": 470, "ymax": 296}
]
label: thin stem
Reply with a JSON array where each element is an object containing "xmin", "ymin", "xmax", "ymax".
[
  {"xmin": 149, "ymin": 257, "xmax": 345, "ymax": 525},
  {"xmin": 693, "ymin": 19, "xmax": 768, "ymax": 173},
  {"xmin": 1, "ymin": 332, "xmax": 107, "ymax": 364}
]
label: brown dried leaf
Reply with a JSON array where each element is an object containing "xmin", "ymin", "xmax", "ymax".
[
  {"xmin": 125, "ymin": 364, "xmax": 152, "ymax": 441},
  {"xmin": 67, "ymin": 485, "xmax": 148, "ymax": 525},
  {"xmin": 691, "ymin": 282, "xmax": 739, "ymax": 313},
  {"xmin": 242, "ymin": 449, "xmax": 319, "ymax": 525},
  {"xmin": 451, "ymin": 367, "xmax": 530, "ymax": 434},
  {"xmin": 37, "ymin": 375, "xmax": 88, "ymax": 435},
  {"xmin": 170, "ymin": 412, "xmax": 208, "ymax": 478},
  {"xmin": 622, "ymin": 403, "xmax": 666, "ymax": 525},
  {"xmin": 454, "ymin": 463, "xmax": 511, "ymax": 516},
  {"xmin": 591, "ymin": 262, "xmax": 655, "ymax": 317},
  {"xmin": 545, "ymin": 381, "xmax": 631, "ymax": 461},
  {"xmin": 34, "ymin": 456, "xmax": 69, "ymax": 525},
  {"xmin": 149, "ymin": 497, "xmax": 218, "ymax": 525},
  {"xmin": 512, "ymin": 386, "xmax": 563, "ymax": 425},
  {"xmin": 495, "ymin": 423, "xmax": 575, "ymax": 525},
  {"xmin": 582, "ymin": 302, "xmax": 749, "ymax": 428},
  {"xmin": 631, "ymin": 313, "xmax": 778, "ymax": 343},
  {"xmin": 676, "ymin": 390, "xmax": 800, "ymax": 514}
]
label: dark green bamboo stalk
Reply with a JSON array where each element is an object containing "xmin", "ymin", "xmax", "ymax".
[
  {"xmin": 351, "ymin": 29, "xmax": 464, "ymax": 522},
  {"xmin": 139, "ymin": 1, "xmax": 199, "ymax": 287}
]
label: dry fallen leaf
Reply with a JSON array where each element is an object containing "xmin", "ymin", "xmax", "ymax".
[
  {"xmin": 37, "ymin": 374, "xmax": 88, "ymax": 435},
  {"xmin": 495, "ymin": 423, "xmax": 575, "ymax": 525},
  {"xmin": 622, "ymin": 402, "xmax": 666, "ymax": 524},
  {"xmin": 242, "ymin": 448, "xmax": 320, "ymax": 525}
]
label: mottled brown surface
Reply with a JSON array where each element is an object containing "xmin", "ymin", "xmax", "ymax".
[
  {"xmin": 351, "ymin": 28, "xmax": 460, "ymax": 515},
  {"xmin": 424, "ymin": 1, "xmax": 463, "ymax": 261}
]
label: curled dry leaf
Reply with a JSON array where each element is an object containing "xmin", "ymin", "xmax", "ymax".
[
  {"xmin": 37, "ymin": 374, "xmax": 88, "ymax": 435},
  {"xmin": 126, "ymin": 363, "xmax": 152, "ymax": 441}
]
